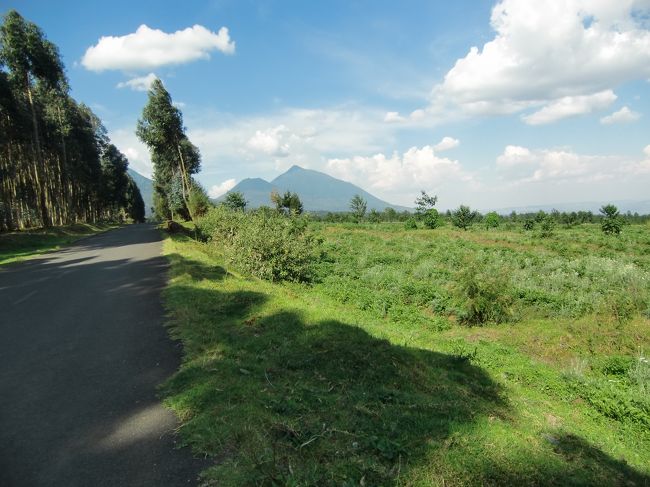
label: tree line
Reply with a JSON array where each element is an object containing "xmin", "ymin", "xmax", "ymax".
[{"xmin": 0, "ymin": 10, "xmax": 144, "ymax": 232}]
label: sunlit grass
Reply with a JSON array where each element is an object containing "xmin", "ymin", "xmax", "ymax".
[
  {"xmin": 0, "ymin": 222, "xmax": 121, "ymax": 265},
  {"xmin": 162, "ymin": 223, "xmax": 650, "ymax": 485}
]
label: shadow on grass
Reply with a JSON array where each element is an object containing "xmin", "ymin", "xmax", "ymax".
[{"xmin": 162, "ymin": 252, "xmax": 650, "ymax": 486}]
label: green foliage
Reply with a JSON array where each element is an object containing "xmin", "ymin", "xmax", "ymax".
[
  {"xmin": 600, "ymin": 204, "xmax": 622, "ymax": 235},
  {"xmin": 349, "ymin": 194, "xmax": 367, "ymax": 222},
  {"xmin": 523, "ymin": 219, "xmax": 535, "ymax": 231},
  {"xmin": 187, "ymin": 181, "xmax": 210, "ymax": 218},
  {"xmin": 452, "ymin": 256, "xmax": 515, "ymax": 325},
  {"xmin": 403, "ymin": 217, "xmax": 418, "ymax": 230},
  {"xmin": 222, "ymin": 191, "xmax": 247, "ymax": 212},
  {"xmin": 196, "ymin": 207, "xmax": 320, "ymax": 282},
  {"xmin": 423, "ymin": 208, "xmax": 441, "ymax": 229},
  {"xmin": 0, "ymin": 11, "xmax": 138, "ymax": 230},
  {"xmin": 538, "ymin": 216, "xmax": 556, "ymax": 238},
  {"xmin": 137, "ymin": 79, "xmax": 201, "ymax": 220},
  {"xmin": 451, "ymin": 205, "xmax": 478, "ymax": 230},
  {"xmin": 414, "ymin": 190, "xmax": 438, "ymax": 214},
  {"xmin": 484, "ymin": 211, "xmax": 500, "ymax": 229},
  {"xmin": 271, "ymin": 190, "xmax": 303, "ymax": 215}
]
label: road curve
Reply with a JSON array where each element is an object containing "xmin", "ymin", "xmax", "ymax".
[{"xmin": 0, "ymin": 224, "xmax": 207, "ymax": 486}]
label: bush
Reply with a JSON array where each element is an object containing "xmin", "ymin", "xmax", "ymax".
[
  {"xmin": 452, "ymin": 256, "xmax": 515, "ymax": 325},
  {"xmin": 600, "ymin": 204, "xmax": 622, "ymax": 235},
  {"xmin": 423, "ymin": 209, "xmax": 441, "ymax": 229},
  {"xmin": 404, "ymin": 217, "xmax": 418, "ymax": 230},
  {"xmin": 522, "ymin": 219, "xmax": 535, "ymax": 231},
  {"xmin": 484, "ymin": 211, "xmax": 500, "ymax": 229},
  {"xmin": 538, "ymin": 216, "xmax": 555, "ymax": 238},
  {"xmin": 188, "ymin": 182, "xmax": 211, "ymax": 218},
  {"xmin": 451, "ymin": 205, "xmax": 478, "ymax": 230},
  {"xmin": 195, "ymin": 207, "xmax": 321, "ymax": 282}
]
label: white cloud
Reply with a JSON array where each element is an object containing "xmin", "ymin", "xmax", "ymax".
[
  {"xmin": 384, "ymin": 111, "xmax": 406, "ymax": 123},
  {"xmin": 82, "ymin": 24, "xmax": 235, "ymax": 72},
  {"xmin": 326, "ymin": 145, "xmax": 474, "ymax": 196},
  {"xmin": 496, "ymin": 145, "xmax": 533, "ymax": 167},
  {"xmin": 496, "ymin": 145, "xmax": 621, "ymax": 183},
  {"xmin": 116, "ymin": 73, "xmax": 158, "ymax": 92},
  {"xmin": 600, "ymin": 106, "xmax": 642, "ymax": 124},
  {"xmin": 208, "ymin": 179, "xmax": 236, "ymax": 198},
  {"xmin": 424, "ymin": 0, "xmax": 650, "ymax": 123},
  {"xmin": 108, "ymin": 129, "xmax": 152, "ymax": 178},
  {"xmin": 522, "ymin": 90, "xmax": 616, "ymax": 125},
  {"xmin": 433, "ymin": 136, "xmax": 460, "ymax": 152},
  {"xmin": 246, "ymin": 125, "xmax": 291, "ymax": 157}
]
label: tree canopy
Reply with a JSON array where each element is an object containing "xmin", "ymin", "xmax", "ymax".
[
  {"xmin": 0, "ymin": 10, "xmax": 144, "ymax": 230},
  {"xmin": 136, "ymin": 79, "xmax": 201, "ymax": 220}
]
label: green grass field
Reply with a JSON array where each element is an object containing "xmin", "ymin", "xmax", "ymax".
[
  {"xmin": 162, "ymin": 221, "xmax": 650, "ymax": 485},
  {"xmin": 0, "ymin": 222, "xmax": 122, "ymax": 266}
]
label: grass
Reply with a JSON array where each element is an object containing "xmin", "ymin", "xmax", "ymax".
[
  {"xmin": 162, "ymin": 222, "xmax": 650, "ymax": 486},
  {"xmin": 0, "ymin": 222, "xmax": 121, "ymax": 265}
]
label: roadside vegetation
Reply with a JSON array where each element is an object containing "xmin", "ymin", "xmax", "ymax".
[
  {"xmin": 161, "ymin": 196, "xmax": 650, "ymax": 485},
  {"xmin": 0, "ymin": 221, "xmax": 120, "ymax": 265}
]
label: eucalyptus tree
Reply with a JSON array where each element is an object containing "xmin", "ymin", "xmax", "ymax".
[
  {"xmin": 0, "ymin": 9, "xmax": 145, "ymax": 230},
  {"xmin": 136, "ymin": 79, "xmax": 201, "ymax": 220}
]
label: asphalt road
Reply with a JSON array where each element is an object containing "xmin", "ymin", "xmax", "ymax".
[{"xmin": 0, "ymin": 224, "xmax": 207, "ymax": 486}]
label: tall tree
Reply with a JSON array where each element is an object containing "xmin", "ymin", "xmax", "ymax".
[
  {"xmin": 136, "ymin": 79, "xmax": 201, "ymax": 220},
  {"xmin": 0, "ymin": 10, "xmax": 144, "ymax": 231}
]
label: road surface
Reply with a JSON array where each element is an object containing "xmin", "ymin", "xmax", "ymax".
[{"xmin": 0, "ymin": 224, "xmax": 207, "ymax": 486}]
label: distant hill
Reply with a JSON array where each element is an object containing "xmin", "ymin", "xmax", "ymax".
[
  {"xmin": 216, "ymin": 165, "xmax": 409, "ymax": 212},
  {"xmin": 127, "ymin": 169, "xmax": 153, "ymax": 217},
  {"xmin": 493, "ymin": 200, "xmax": 650, "ymax": 215}
]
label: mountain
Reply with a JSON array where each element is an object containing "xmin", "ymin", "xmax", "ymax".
[
  {"xmin": 127, "ymin": 169, "xmax": 153, "ymax": 217},
  {"xmin": 217, "ymin": 165, "xmax": 409, "ymax": 212}
]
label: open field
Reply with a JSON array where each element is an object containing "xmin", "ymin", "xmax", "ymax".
[
  {"xmin": 162, "ymin": 220, "xmax": 650, "ymax": 485},
  {"xmin": 0, "ymin": 222, "xmax": 122, "ymax": 266}
]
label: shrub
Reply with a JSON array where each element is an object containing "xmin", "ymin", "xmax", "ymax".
[
  {"xmin": 404, "ymin": 217, "xmax": 418, "ymax": 230},
  {"xmin": 522, "ymin": 219, "xmax": 535, "ymax": 231},
  {"xmin": 422, "ymin": 208, "xmax": 441, "ymax": 229},
  {"xmin": 195, "ymin": 207, "xmax": 321, "ymax": 282},
  {"xmin": 600, "ymin": 204, "xmax": 622, "ymax": 235},
  {"xmin": 538, "ymin": 216, "xmax": 556, "ymax": 238},
  {"xmin": 188, "ymin": 182, "xmax": 211, "ymax": 218},
  {"xmin": 223, "ymin": 191, "xmax": 247, "ymax": 211},
  {"xmin": 452, "ymin": 256, "xmax": 515, "ymax": 325},
  {"xmin": 484, "ymin": 211, "xmax": 500, "ymax": 229},
  {"xmin": 451, "ymin": 205, "xmax": 478, "ymax": 230}
]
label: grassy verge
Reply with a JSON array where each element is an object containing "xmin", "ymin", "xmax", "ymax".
[
  {"xmin": 162, "ymin": 230, "xmax": 650, "ymax": 486},
  {"xmin": 0, "ymin": 222, "xmax": 121, "ymax": 265}
]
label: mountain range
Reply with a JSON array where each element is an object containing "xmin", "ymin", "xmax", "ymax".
[
  {"xmin": 216, "ymin": 165, "xmax": 410, "ymax": 212},
  {"xmin": 127, "ymin": 169, "xmax": 153, "ymax": 217}
]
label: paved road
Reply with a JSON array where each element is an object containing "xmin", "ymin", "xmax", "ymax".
[{"xmin": 0, "ymin": 224, "xmax": 207, "ymax": 486}]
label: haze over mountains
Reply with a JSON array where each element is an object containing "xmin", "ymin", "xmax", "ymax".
[{"xmin": 217, "ymin": 165, "xmax": 410, "ymax": 212}]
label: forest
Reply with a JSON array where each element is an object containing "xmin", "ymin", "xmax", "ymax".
[{"xmin": 0, "ymin": 10, "xmax": 144, "ymax": 232}]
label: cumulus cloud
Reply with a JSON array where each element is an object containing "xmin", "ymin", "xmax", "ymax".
[
  {"xmin": 108, "ymin": 129, "xmax": 152, "ymax": 177},
  {"xmin": 600, "ymin": 106, "xmax": 642, "ymax": 125},
  {"xmin": 425, "ymin": 0, "xmax": 650, "ymax": 123},
  {"xmin": 246, "ymin": 126, "xmax": 291, "ymax": 157},
  {"xmin": 82, "ymin": 24, "xmax": 235, "ymax": 71},
  {"xmin": 522, "ymin": 90, "xmax": 616, "ymax": 125},
  {"xmin": 208, "ymin": 179, "xmax": 236, "ymax": 198},
  {"xmin": 116, "ymin": 73, "xmax": 158, "ymax": 91},
  {"xmin": 384, "ymin": 111, "xmax": 406, "ymax": 123},
  {"xmin": 496, "ymin": 145, "xmax": 621, "ymax": 183},
  {"xmin": 433, "ymin": 136, "xmax": 460, "ymax": 152},
  {"xmin": 326, "ymin": 145, "xmax": 473, "ymax": 195}
]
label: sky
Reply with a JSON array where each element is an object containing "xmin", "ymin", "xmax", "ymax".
[{"xmin": 5, "ymin": 0, "xmax": 650, "ymax": 210}]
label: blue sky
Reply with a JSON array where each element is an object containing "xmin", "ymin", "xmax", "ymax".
[{"xmin": 5, "ymin": 0, "xmax": 650, "ymax": 209}]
